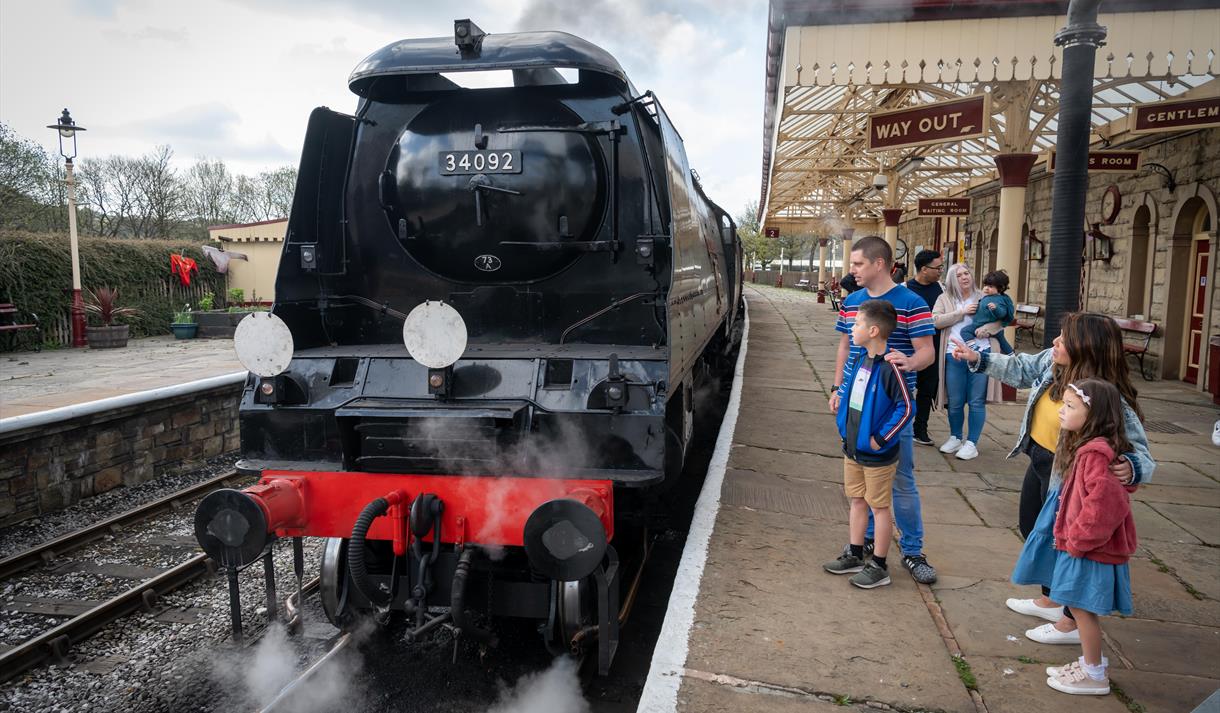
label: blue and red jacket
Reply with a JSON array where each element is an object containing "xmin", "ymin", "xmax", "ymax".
[{"xmin": 836, "ymin": 351, "xmax": 915, "ymax": 465}]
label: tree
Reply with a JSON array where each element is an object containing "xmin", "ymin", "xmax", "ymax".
[
  {"xmin": 0, "ymin": 122, "xmax": 61, "ymax": 231},
  {"xmin": 737, "ymin": 200, "xmax": 779, "ymax": 270},
  {"xmin": 183, "ymin": 157, "xmax": 236, "ymax": 227}
]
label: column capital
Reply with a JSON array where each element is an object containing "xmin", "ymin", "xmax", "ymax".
[
  {"xmin": 842, "ymin": 228, "xmax": 855, "ymax": 241},
  {"xmin": 994, "ymin": 153, "xmax": 1038, "ymax": 188},
  {"xmin": 881, "ymin": 209, "xmax": 903, "ymax": 227}
]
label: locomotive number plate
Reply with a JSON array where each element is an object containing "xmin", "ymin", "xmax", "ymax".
[{"xmin": 439, "ymin": 150, "xmax": 522, "ymax": 175}]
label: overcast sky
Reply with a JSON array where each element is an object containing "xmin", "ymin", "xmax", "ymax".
[{"xmin": 1, "ymin": 0, "xmax": 767, "ymax": 217}]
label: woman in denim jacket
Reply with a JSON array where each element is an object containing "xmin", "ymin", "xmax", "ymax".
[{"xmin": 949, "ymin": 312, "xmax": 1153, "ymax": 643}]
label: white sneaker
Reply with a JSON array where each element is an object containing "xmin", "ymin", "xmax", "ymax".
[
  {"xmin": 1006, "ymin": 598, "xmax": 1064, "ymax": 622},
  {"xmin": 1026, "ymin": 623, "xmax": 1082, "ymax": 644},
  {"xmin": 1212, "ymin": 420, "xmax": 1220, "ymax": 447},
  {"xmin": 955, "ymin": 441, "xmax": 979, "ymax": 460},
  {"xmin": 939, "ymin": 436, "xmax": 964, "ymax": 453},
  {"xmin": 1046, "ymin": 666, "xmax": 1110, "ymax": 695},
  {"xmin": 1046, "ymin": 660, "xmax": 1082, "ymax": 677}
]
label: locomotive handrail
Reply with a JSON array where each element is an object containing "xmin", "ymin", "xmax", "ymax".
[{"xmin": 559, "ymin": 292, "xmax": 656, "ymax": 344}]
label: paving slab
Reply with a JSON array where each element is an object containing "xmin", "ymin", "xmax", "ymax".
[
  {"xmin": 1132, "ymin": 484, "xmax": 1220, "ymax": 508},
  {"xmin": 959, "ymin": 489, "xmax": 1021, "ymax": 529},
  {"xmin": 1140, "ymin": 540, "xmax": 1220, "ymax": 600},
  {"xmin": 920, "ymin": 523, "xmax": 1024, "ymax": 582},
  {"xmin": 1126, "ymin": 557, "xmax": 1220, "ymax": 627},
  {"xmin": 728, "ymin": 445, "xmax": 842, "ymax": 483},
  {"xmin": 1107, "ymin": 669, "xmax": 1220, "ymax": 713},
  {"xmin": 1142, "ymin": 502, "xmax": 1220, "ymax": 546},
  {"xmin": 918, "ymin": 485, "xmax": 986, "ymax": 526},
  {"xmin": 1103, "ymin": 617, "xmax": 1220, "ymax": 679},
  {"xmin": 1131, "ymin": 501, "xmax": 1203, "ymax": 544}
]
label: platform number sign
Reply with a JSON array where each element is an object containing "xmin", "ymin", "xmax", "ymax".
[{"xmin": 764, "ymin": 227, "xmax": 780, "ymax": 238}]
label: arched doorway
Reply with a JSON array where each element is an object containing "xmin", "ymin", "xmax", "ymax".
[
  {"xmin": 1164, "ymin": 195, "xmax": 1216, "ymax": 382},
  {"xmin": 987, "ymin": 227, "xmax": 999, "ymax": 274},
  {"xmin": 1127, "ymin": 205, "xmax": 1152, "ymax": 318}
]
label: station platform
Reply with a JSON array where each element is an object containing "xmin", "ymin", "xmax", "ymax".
[
  {"xmin": 0, "ymin": 336, "xmax": 243, "ymax": 418},
  {"xmin": 641, "ymin": 284, "xmax": 1220, "ymax": 713}
]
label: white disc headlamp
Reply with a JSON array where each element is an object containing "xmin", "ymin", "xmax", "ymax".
[
  {"xmin": 234, "ymin": 312, "xmax": 295, "ymax": 377},
  {"xmin": 403, "ymin": 301, "xmax": 467, "ymax": 368}
]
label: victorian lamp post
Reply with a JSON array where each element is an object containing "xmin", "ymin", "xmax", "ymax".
[{"xmin": 47, "ymin": 109, "xmax": 87, "ymax": 347}]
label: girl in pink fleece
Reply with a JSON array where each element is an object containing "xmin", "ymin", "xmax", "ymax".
[{"xmin": 1040, "ymin": 378, "xmax": 1138, "ymax": 695}]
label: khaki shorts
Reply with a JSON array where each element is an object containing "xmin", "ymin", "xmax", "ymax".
[{"xmin": 843, "ymin": 457, "xmax": 896, "ymax": 509}]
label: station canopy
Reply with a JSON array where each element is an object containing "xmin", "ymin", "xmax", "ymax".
[{"xmin": 760, "ymin": 0, "xmax": 1220, "ymax": 228}]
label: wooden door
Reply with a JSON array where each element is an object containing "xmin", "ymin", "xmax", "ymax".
[{"xmin": 1185, "ymin": 236, "xmax": 1210, "ymax": 383}]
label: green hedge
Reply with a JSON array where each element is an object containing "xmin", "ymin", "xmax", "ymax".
[{"xmin": 0, "ymin": 231, "xmax": 226, "ymax": 348}]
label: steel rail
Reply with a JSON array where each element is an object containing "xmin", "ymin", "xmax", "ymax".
[
  {"xmin": 0, "ymin": 552, "xmax": 214, "ymax": 684},
  {"xmin": 0, "ymin": 470, "xmax": 245, "ymax": 580}
]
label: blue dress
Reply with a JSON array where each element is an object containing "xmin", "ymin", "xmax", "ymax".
[{"xmin": 1011, "ymin": 486, "xmax": 1134, "ymax": 616}]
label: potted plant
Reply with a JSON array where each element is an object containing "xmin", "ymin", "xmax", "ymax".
[
  {"xmin": 84, "ymin": 287, "xmax": 139, "ymax": 349},
  {"xmin": 171, "ymin": 303, "xmax": 197, "ymax": 339}
]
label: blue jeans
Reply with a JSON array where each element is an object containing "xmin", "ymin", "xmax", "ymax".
[
  {"xmin": 945, "ymin": 356, "xmax": 988, "ymax": 443},
  {"xmin": 866, "ymin": 422, "xmax": 923, "ymax": 556}
]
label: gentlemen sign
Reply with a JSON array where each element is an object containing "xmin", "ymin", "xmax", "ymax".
[
  {"xmin": 867, "ymin": 95, "xmax": 989, "ymax": 152},
  {"xmin": 1131, "ymin": 96, "xmax": 1220, "ymax": 134},
  {"xmin": 1048, "ymin": 150, "xmax": 1141, "ymax": 173},
  {"xmin": 917, "ymin": 198, "xmax": 972, "ymax": 217}
]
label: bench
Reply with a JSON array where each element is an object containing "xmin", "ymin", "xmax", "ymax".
[
  {"xmin": 1013, "ymin": 303, "xmax": 1042, "ymax": 346},
  {"xmin": 1111, "ymin": 316, "xmax": 1157, "ymax": 381},
  {"xmin": 0, "ymin": 303, "xmax": 41, "ymax": 351},
  {"xmin": 795, "ymin": 278, "xmax": 812, "ymax": 291}
]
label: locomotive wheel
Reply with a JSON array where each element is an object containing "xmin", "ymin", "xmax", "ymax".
[
  {"xmin": 546, "ymin": 578, "xmax": 594, "ymax": 655},
  {"xmin": 320, "ymin": 538, "xmax": 358, "ymax": 628}
]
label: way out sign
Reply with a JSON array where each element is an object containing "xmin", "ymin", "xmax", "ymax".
[{"xmin": 867, "ymin": 95, "xmax": 989, "ymax": 152}]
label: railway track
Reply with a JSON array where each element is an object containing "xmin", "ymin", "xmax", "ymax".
[{"xmin": 0, "ymin": 470, "xmax": 248, "ymax": 684}]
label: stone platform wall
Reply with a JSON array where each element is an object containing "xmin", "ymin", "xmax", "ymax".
[{"xmin": 0, "ymin": 383, "xmax": 242, "ymax": 527}]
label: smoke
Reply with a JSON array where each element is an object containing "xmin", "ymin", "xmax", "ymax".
[
  {"xmin": 211, "ymin": 624, "xmax": 356, "ymax": 713},
  {"xmin": 485, "ymin": 656, "xmax": 590, "ymax": 713}
]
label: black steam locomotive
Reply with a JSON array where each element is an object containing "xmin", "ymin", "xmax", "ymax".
[{"xmin": 195, "ymin": 20, "xmax": 742, "ymax": 673}]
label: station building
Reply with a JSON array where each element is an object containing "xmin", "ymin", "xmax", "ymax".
[
  {"xmin": 205, "ymin": 218, "xmax": 287, "ymax": 304},
  {"xmin": 759, "ymin": 0, "xmax": 1220, "ymax": 393}
]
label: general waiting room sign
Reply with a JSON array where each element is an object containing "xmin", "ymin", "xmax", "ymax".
[{"xmin": 867, "ymin": 95, "xmax": 989, "ymax": 152}]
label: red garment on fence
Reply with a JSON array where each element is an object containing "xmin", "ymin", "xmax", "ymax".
[{"xmin": 170, "ymin": 254, "xmax": 198, "ymax": 286}]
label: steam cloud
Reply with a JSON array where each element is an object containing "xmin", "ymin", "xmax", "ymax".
[{"xmin": 486, "ymin": 656, "xmax": 591, "ymax": 713}]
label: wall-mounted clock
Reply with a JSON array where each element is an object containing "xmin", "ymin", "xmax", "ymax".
[{"xmin": 1100, "ymin": 184, "xmax": 1121, "ymax": 225}]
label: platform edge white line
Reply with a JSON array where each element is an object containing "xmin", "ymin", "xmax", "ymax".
[{"xmin": 635, "ymin": 297, "xmax": 750, "ymax": 713}]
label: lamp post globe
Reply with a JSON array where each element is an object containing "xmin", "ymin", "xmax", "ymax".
[{"xmin": 47, "ymin": 109, "xmax": 87, "ymax": 348}]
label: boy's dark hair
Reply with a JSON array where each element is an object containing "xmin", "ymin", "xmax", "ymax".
[
  {"xmin": 851, "ymin": 235, "xmax": 893, "ymax": 267},
  {"xmin": 914, "ymin": 249, "xmax": 941, "ymax": 270},
  {"xmin": 857, "ymin": 299, "xmax": 897, "ymax": 339},
  {"xmin": 982, "ymin": 270, "xmax": 1010, "ymax": 293}
]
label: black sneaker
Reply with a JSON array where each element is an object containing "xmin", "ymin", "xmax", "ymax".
[
  {"xmin": 850, "ymin": 561, "xmax": 892, "ymax": 589},
  {"xmin": 824, "ymin": 553, "xmax": 865, "ymax": 575},
  {"xmin": 903, "ymin": 554, "xmax": 937, "ymax": 584},
  {"xmin": 913, "ymin": 431, "xmax": 934, "ymax": 446}
]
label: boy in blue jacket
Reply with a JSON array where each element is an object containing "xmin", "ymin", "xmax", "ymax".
[{"xmin": 825, "ymin": 299, "xmax": 915, "ymax": 589}]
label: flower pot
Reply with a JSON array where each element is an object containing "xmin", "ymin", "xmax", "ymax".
[
  {"xmin": 171, "ymin": 323, "xmax": 198, "ymax": 339},
  {"xmin": 87, "ymin": 324, "xmax": 130, "ymax": 349}
]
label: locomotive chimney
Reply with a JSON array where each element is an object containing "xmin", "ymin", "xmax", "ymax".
[{"xmin": 454, "ymin": 19, "xmax": 486, "ymax": 59}]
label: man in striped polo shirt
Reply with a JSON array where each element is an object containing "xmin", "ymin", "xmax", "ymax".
[{"xmin": 829, "ymin": 236, "xmax": 938, "ymax": 584}]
